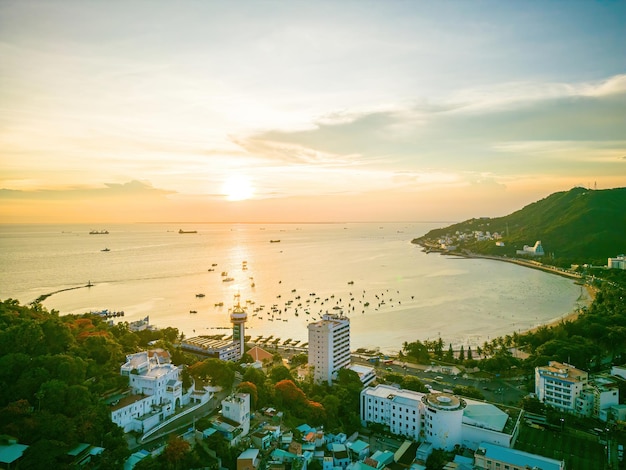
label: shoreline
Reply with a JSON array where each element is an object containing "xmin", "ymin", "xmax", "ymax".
[{"xmin": 415, "ymin": 242, "xmax": 595, "ymax": 339}]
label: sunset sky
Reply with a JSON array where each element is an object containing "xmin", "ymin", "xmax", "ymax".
[{"xmin": 1, "ymin": 1, "xmax": 625, "ymax": 223}]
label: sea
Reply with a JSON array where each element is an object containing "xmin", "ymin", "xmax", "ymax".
[{"xmin": 0, "ymin": 222, "xmax": 586, "ymax": 354}]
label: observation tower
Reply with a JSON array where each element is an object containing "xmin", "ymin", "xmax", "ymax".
[{"xmin": 230, "ymin": 293, "xmax": 248, "ymax": 359}]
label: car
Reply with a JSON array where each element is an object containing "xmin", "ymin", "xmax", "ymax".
[
  {"xmin": 386, "ymin": 367, "xmax": 393, "ymax": 371},
  {"xmin": 435, "ymin": 376, "xmax": 444, "ymax": 380}
]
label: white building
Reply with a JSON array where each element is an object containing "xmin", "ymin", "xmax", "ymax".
[
  {"xmin": 608, "ymin": 254, "xmax": 626, "ymax": 269},
  {"xmin": 212, "ymin": 393, "xmax": 251, "ymax": 445},
  {"xmin": 516, "ymin": 240, "xmax": 545, "ymax": 256},
  {"xmin": 180, "ymin": 336, "xmax": 241, "ymax": 361},
  {"xmin": 535, "ymin": 361, "xmax": 620, "ymax": 420},
  {"xmin": 308, "ymin": 313, "xmax": 351, "ymax": 385},
  {"xmin": 360, "ymin": 384, "xmax": 520, "ymax": 451},
  {"xmin": 535, "ymin": 361, "xmax": 588, "ymax": 413},
  {"xmin": 347, "ymin": 364, "xmax": 376, "ymax": 387},
  {"xmin": 111, "ymin": 349, "xmax": 196, "ymax": 433}
]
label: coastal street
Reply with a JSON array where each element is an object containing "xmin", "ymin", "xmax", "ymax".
[{"xmin": 353, "ymin": 357, "xmax": 528, "ymax": 406}]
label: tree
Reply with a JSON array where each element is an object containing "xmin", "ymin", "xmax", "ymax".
[
  {"xmin": 402, "ymin": 340, "xmax": 430, "ymax": 363},
  {"xmin": 163, "ymin": 435, "xmax": 190, "ymax": 469},
  {"xmin": 269, "ymin": 365, "xmax": 293, "ymax": 383},
  {"xmin": 237, "ymin": 381, "xmax": 258, "ymax": 409}
]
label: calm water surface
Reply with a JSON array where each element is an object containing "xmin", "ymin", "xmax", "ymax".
[{"xmin": 0, "ymin": 223, "xmax": 584, "ymax": 353}]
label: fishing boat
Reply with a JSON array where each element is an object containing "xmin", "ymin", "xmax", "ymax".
[
  {"xmin": 178, "ymin": 229, "xmax": 197, "ymax": 234},
  {"xmin": 101, "ymin": 248, "xmax": 110, "ymax": 252},
  {"xmin": 196, "ymin": 293, "xmax": 205, "ymax": 298},
  {"xmin": 89, "ymin": 230, "xmax": 109, "ymax": 235},
  {"xmin": 222, "ymin": 277, "xmax": 234, "ymax": 282}
]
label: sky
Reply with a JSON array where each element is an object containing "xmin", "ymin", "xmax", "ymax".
[{"xmin": 1, "ymin": 1, "xmax": 625, "ymax": 224}]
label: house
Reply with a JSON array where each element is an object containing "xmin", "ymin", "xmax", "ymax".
[
  {"xmin": 237, "ymin": 448, "xmax": 260, "ymax": 470},
  {"xmin": 330, "ymin": 443, "xmax": 350, "ymax": 468},
  {"xmin": 346, "ymin": 439, "xmax": 370, "ymax": 461},
  {"xmin": 0, "ymin": 436, "xmax": 28, "ymax": 469},
  {"xmin": 251, "ymin": 429, "xmax": 273, "ymax": 451}
]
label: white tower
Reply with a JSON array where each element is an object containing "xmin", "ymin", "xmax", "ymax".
[
  {"xmin": 230, "ymin": 294, "xmax": 248, "ymax": 359},
  {"xmin": 308, "ymin": 313, "xmax": 351, "ymax": 385},
  {"xmin": 421, "ymin": 393, "xmax": 466, "ymax": 451}
]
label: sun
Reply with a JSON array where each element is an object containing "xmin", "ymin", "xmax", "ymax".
[{"xmin": 221, "ymin": 174, "xmax": 254, "ymax": 201}]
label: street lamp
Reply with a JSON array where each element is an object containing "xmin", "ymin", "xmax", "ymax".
[{"xmin": 560, "ymin": 418, "xmax": 564, "ymax": 432}]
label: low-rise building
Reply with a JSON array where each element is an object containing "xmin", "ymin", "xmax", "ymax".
[
  {"xmin": 211, "ymin": 393, "xmax": 251, "ymax": 445},
  {"xmin": 608, "ymin": 254, "xmax": 626, "ymax": 269},
  {"xmin": 180, "ymin": 336, "xmax": 240, "ymax": 361},
  {"xmin": 473, "ymin": 442, "xmax": 565, "ymax": 470},
  {"xmin": 237, "ymin": 448, "xmax": 260, "ymax": 470},
  {"xmin": 360, "ymin": 384, "xmax": 521, "ymax": 451},
  {"xmin": 516, "ymin": 240, "xmax": 545, "ymax": 256}
]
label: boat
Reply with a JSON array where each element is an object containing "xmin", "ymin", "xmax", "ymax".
[
  {"xmin": 215, "ymin": 302, "xmax": 224, "ymax": 307},
  {"xmin": 196, "ymin": 293, "xmax": 205, "ymax": 298},
  {"xmin": 189, "ymin": 310, "xmax": 197, "ymax": 314},
  {"xmin": 101, "ymin": 248, "xmax": 110, "ymax": 252},
  {"xmin": 221, "ymin": 271, "xmax": 228, "ymax": 276},
  {"xmin": 222, "ymin": 277, "xmax": 234, "ymax": 282},
  {"xmin": 89, "ymin": 230, "xmax": 109, "ymax": 235},
  {"xmin": 269, "ymin": 239, "xmax": 281, "ymax": 243},
  {"xmin": 178, "ymin": 229, "xmax": 197, "ymax": 234}
]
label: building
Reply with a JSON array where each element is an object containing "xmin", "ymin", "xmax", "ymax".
[
  {"xmin": 608, "ymin": 254, "xmax": 626, "ymax": 269},
  {"xmin": 211, "ymin": 393, "xmax": 251, "ymax": 445},
  {"xmin": 360, "ymin": 384, "xmax": 521, "ymax": 451},
  {"xmin": 516, "ymin": 240, "xmax": 545, "ymax": 256},
  {"xmin": 474, "ymin": 442, "xmax": 565, "ymax": 470},
  {"xmin": 535, "ymin": 361, "xmax": 588, "ymax": 413},
  {"xmin": 230, "ymin": 296, "xmax": 248, "ymax": 359},
  {"xmin": 308, "ymin": 313, "xmax": 351, "ymax": 385},
  {"xmin": 181, "ymin": 295, "xmax": 248, "ymax": 361},
  {"xmin": 535, "ymin": 361, "xmax": 620, "ymax": 420},
  {"xmin": 111, "ymin": 349, "xmax": 195, "ymax": 433},
  {"xmin": 347, "ymin": 364, "xmax": 376, "ymax": 387},
  {"xmin": 181, "ymin": 335, "xmax": 241, "ymax": 361},
  {"xmin": 237, "ymin": 448, "xmax": 260, "ymax": 470}
]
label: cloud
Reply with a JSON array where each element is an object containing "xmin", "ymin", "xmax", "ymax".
[
  {"xmin": 0, "ymin": 180, "xmax": 174, "ymax": 200},
  {"xmin": 238, "ymin": 74, "xmax": 626, "ymax": 178}
]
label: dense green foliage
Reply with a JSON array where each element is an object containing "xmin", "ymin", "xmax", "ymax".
[
  {"xmin": 0, "ymin": 299, "xmax": 130, "ymax": 468},
  {"xmin": 413, "ymin": 186, "xmax": 626, "ymax": 265}
]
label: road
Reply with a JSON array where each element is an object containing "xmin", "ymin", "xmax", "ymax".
[{"xmin": 353, "ymin": 357, "xmax": 527, "ymax": 406}]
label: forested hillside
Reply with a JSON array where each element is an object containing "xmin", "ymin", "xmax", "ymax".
[{"xmin": 413, "ymin": 186, "xmax": 626, "ymax": 264}]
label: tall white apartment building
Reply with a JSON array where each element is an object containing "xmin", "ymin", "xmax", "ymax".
[
  {"xmin": 535, "ymin": 361, "xmax": 588, "ymax": 413},
  {"xmin": 308, "ymin": 313, "xmax": 351, "ymax": 385}
]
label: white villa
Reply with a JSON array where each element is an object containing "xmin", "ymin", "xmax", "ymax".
[{"xmin": 110, "ymin": 349, "xmax": 212, "ymax": 433}]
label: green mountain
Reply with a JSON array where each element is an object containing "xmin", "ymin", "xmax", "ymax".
[{"xmin": 413, "ymin": 187, "xmax": 626, "ymax": 264}]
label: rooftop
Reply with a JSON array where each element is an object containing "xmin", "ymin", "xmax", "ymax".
[{"xmin": 477, "ymin": 442, "xmax": 564, "ymax": 470}]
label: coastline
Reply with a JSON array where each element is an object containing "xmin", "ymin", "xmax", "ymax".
[
  {"xmin": 523, "ymin": 283, "xmax": 595, "ymax": 335},
  {"xmin": 414, "ymin": 241, "xmax": 594, "ymax": 338}
]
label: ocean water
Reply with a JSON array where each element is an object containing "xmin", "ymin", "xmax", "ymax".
[{"xmin": 0, "ymin": 223, "xmax": 585, "ymax": 354}]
